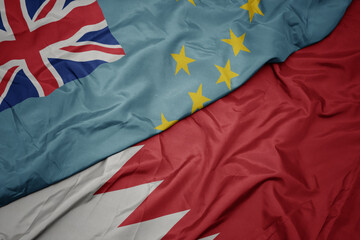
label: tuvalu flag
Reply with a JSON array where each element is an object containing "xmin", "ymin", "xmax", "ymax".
[
  {"xmin": 0, "ymin": 1, "xmax": 359, "ymax": 239},
  {"xmin": 0, "ymin": 0, "xmax": 352, "ymax": 206}
]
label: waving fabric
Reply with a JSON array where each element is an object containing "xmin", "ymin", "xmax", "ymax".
[
  {"xmin": 0, "ymin": 1, "xmax": 359, "ymax": 239},
  {"xmin": 0, "ymin": 0, "xmax": 352, "ymax": 206}
]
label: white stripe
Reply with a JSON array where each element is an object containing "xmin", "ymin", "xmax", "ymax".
[
  {"xmin": 40, "ymin": 52, "xmax": 64, "ymax": 87},
  {"xmin": 20, "ymin": 61, "xmax": 45, "ymax": 97},
  {"xmin": 31, "ymin": 0, "xmax": 51, "ymax": 21},
  {"xmin": 22, "ymin": 0, "xmax": 97, "ymax": 32},
  {"xmin": 111, "ymin": 210, "xmax": 190, "ymax": 240},
  {"xmin": 43, "ymin": 20, "xmax": 108, "ymax": 50},
  {"xmin": 0, "ymin": 60, "xmax": 45, "ymax": 104},
  {"xmin": 37, "ymin": 181, "xmax": 164, "ymax": 240},
  {"xmin": 69, "ymin": 41, "xmax": 124, "ymax": 49},
  {"xmin": 0, "ymin": 0, "xmax": 15, "ymax": 42},
  {"xmin": 39, "ymin": 21, "xmax": 124, "ymax": 89},
  {"xmin": 20, "ymin": 0, "xmax": 34, "ymax": 31},
  {"xmin": 53, "ymin": 48, "xmax": 124, "ymax": 62},
  {"xmin": 0, "ymin": 145, "xmax": 143, "ymax": 240},
  {"xmin": 0, "ymin": 66, "xmax": 20, "ymax": 106},
  {"xmin": 0, "ymin": 60, "xmax": 22, "ymax": 82},
  {"xmin": 41, "ymin": 20, "xmax": 124, "ymax": 63},
  {"xmin": 199, "ymin": 233, "xmax": 220, "ymax": 240}
]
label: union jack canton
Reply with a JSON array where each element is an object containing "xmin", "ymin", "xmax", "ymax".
[{"xmin": 0, "ymin": 0, "xmax": 125, "ymax": 111}]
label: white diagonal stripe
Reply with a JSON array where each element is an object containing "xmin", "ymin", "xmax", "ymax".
[{"xmin": 21, "ymin": 0, "xmax": 97, "ymax": 32}]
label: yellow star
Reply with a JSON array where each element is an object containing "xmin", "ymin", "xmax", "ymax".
[
  {"xmin": 188, "ymin": 0, "xmax": 196, "ymax": 6},
  {"xmin": 155, "ymin": 113, "xmax": 178, "ymax": 131},
  {"xmin": 215, "ymin": 60, "xmax": 239, "ymax": 90},
  {"xmin": 171, "ymin": 45, "xmax": 195, "ymax": 75},
  {"xmin": 176, "ymin": 0, "xmax": 196, "ymax": 6},
  {"xmin": 188, "ymin": 84, "xmax": 211, "ymax": 113},
  {"xmin": 240, "ymin": 0, "xmax": 264, "ymax": 23},
  {"xmin": 222, "ymin": 29, "xmax": 250, "ymax": 56}
]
